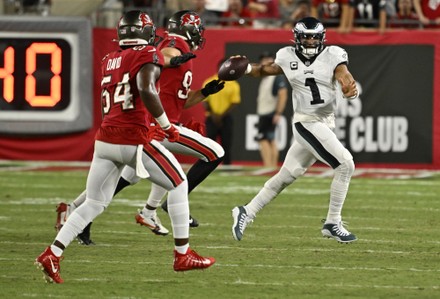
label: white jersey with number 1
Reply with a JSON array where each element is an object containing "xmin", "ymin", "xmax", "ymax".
[{"xmin": 275, "ymin": 45, "xmax": 348, "ymax": 127}]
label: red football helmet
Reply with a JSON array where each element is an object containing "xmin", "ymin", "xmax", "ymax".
[
  {"xmin": 117, "ymin": 10, "xmax": 156, "ymax": 47},
  {"xmin": 167, "ymin": 10, "xmax": 205, "ymax": 50}
]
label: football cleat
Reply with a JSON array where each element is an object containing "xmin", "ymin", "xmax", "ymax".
[
  {"xmin": 173, "ymin": 248, "xmax": 215, "ymax": 271},
  {"xmin": 77, "ymin": 222, "xmax": 95, "ymax": 245},
  {"xmin": 188, "ymin": 215, "xmax": 199, "ymax": 228},
  {"xmin": 161, "ymin": 202, "xmax": 199, "ymax": 227},
  {"xmin": 135, "ymin": 210, "xmax": 169, "ymax": 236},
  {"xmin": 55, "ymin": 202, "xmax": 69, "ymax": 232},
  {"xmin": 321, "ymin": 221, "xmax": 357, "ymax": 243},
  {"xmin": 231, "ymin": 206, "xmax": 253, "ymax": 241},
  {"xmin": 34, "ymin": 246, "xmax": 64, "ymax": 284}
]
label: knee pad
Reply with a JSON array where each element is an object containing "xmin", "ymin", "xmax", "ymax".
[
  {"xmin": 335, "ymin": 159, "xmax": 355, "ymax": 183},
  {"xmin": 291, "ymin": 166, "xmax": 307, "ymax": 178},
  {"xmin": 87, "ymin": 197, "xmax": 108, "ymax": 211},
  {"xmin": 77, "ymin": 198, "xmax": 106, "ymax": 224}
]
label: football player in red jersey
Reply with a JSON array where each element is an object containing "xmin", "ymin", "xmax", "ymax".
[
  {"xmin": 55, "ymin": 10, "xmax": 225, "ymax": 241},
  {"xmin": 131, "ymin": 10, "xmax": 226, "ymax": 231},
  {"xmin": 35, "ymin": 11, "xmax": 216, "ymax": 284}
]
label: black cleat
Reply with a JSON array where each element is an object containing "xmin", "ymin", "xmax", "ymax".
[
  {"xmin": 321, "ymin": 220, "xmax": 357, "ymax": 243},
  {"xmin": 189, "ymin": 215, "xmax": 199, "ymax": 227},
  {"xmin": 77, "ymin": 222, "xmax": 95, "ymax": 245}
]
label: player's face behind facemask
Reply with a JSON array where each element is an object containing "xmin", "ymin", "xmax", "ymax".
[{"xmin": 293, "ymin": 17, "xmax": 326, "ymax": 57}]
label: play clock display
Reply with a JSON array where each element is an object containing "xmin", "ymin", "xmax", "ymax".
[
  {"xmin": 0, "ymin": 17, "xmax": 92, "ymax": 134},
  {"xmin": 0, "ymin": 37, "xmax": 71, "ymax": 111}
]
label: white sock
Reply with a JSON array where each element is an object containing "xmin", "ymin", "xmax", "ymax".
[
  {"xmin": 167, "ymin": 183, "xmax": 189, "ymax": 239},
  {"xmin": 50, "ymin": 245, "xmax": 63, "ymax": 257},
  {"xmin": 326, "ymin": 179, "xmax": 347, "ymax": 224},
  {"xmin": 175, "ymin": 244, "xmax": 189, "ymax": 254},
  {"xmin": 246, "ymin": 167, "xmax": 296, "ymax": 218},
  {"xmin": 326, "ymin": 161, "xmax": 354, "ymax": 224},
  {"xmin": 141, "ymin": 207, "xmax": 154, "ymax": 217},
  {"xmin": 56, "ymin": 199, "xmax": 104, "ymax": 247},
  {"xmin": 246, "ymin": 187, "xmax": 278, "ymax": 218},
  {"xmin": 56, "ymin": 211, "xmax": 89, "ymax": 247},
  {"xmin": 146, "ymin": 184, "xmax": 167, "ymax": 208}
]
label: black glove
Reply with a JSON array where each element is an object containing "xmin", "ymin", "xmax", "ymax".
[
  {"xmin": 169, "ymin": 52, "xmax": 196, "ymax": 67},
  {"xmin": 201, "ymin": 79, "xmax": 225, "ymax": 97}
]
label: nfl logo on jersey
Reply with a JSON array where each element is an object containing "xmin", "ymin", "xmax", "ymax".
[{"xmin": 290, "ymin": 61, "xmax": 298, "ymax": 70}]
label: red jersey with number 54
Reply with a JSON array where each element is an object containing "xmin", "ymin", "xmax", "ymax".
[
  {"xmin": 97, "ymin": 45, "xmax": 164, "ymax": 145},
  {"xmin": 152, "ymin": 35, "xmax": 193, "ymax": 124}
]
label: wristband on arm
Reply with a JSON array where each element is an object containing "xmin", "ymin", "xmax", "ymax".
[{"xmin": 155, "ymin": 112, "xmax": 171, "ymax": 129}]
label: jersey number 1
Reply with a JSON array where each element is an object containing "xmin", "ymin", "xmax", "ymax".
[{"xmin": 305, "ymin": 78, "xmax": 324, "ymax": 105}]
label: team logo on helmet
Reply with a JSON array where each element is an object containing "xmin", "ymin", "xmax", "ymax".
[
  {"xmin": 167, "ymin": 10, "xmax": 205, "ymax": 50},
  {"xmin": 293, "ymin": 17, "xmax": 326, "ymax": 57},
  {"xmin": 140, "ymin": 13, "xmax": 153, "ymax": 29},
  {"xmin": 180, "ymin": 13, "xmax": 201, "ymax": 28},
  {"xmin": 118, "ymin": 11, "xmax": 156, "ymax": 46}
]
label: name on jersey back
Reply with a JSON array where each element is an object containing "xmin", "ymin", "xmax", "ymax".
[{"xmin": 107, "ymin": 57, "xmax": 122, "ymax": 71}]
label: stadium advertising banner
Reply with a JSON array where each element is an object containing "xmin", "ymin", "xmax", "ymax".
[
  {"xmin": 223, "ymin": 43, "xmax": 434, "ymax": 166},
  {"xmin": 0, "ymin": 26, "xmax": 439, "ymax": 169},
  {"xmin": 188, "ymin": 29, "xmax": 440, "ymax": 169}
]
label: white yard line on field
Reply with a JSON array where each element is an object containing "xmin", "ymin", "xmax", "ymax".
[{"xmin": 229, "ymin": 279, "xmax": 440, "ymax": 290}]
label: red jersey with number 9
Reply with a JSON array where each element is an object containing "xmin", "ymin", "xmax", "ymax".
[
  {"xmin": 152, "ymin": 34, "xmax": 193, "ymax": 124},
  {"xmin": 96, "ymin": 45, "xmax": 164, "ymax": 145}
]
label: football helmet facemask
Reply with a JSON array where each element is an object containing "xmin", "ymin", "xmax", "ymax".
[
  {"xmin": 117, "ymin": 10, "xmax": 156, "ymax": 47},
  {"xmin": 167, "ymin": 10, "xmax": 205, "ymax": 50},
  {"xmin": 293, "ymin": 17, "xmax": 326, "ymax": 57}
]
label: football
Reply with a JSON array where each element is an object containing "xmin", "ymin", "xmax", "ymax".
[{"xmin": 218, "ymin": 56, "xmax": 249, "ymax": 81}]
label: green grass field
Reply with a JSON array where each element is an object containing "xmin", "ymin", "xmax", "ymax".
[{"xmin": 1, "ymin": 162, "xmax": 439, "ymax": 299}]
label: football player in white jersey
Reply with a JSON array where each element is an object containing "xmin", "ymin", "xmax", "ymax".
[{"xmin": 232, "ymin": 16, "xmax": 359, "ymax": 243}]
